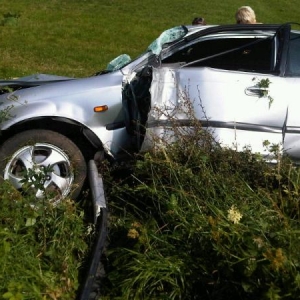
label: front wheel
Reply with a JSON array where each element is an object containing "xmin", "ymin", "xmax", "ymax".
[{"xmin": 0, "ymin": 129, "xmax": 87, "ymax": 203}]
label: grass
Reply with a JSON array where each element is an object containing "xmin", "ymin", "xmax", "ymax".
[{"xmin": 0, "ymin": 0, "xmax": 300, "ymax": 78}]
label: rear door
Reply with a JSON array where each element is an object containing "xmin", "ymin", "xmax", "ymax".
[{"xmin": 279, "ymin": 30, "xmax": 300, "ymax": 161}]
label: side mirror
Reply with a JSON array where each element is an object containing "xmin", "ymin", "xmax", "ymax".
[{"xmin": 106, "ymin": 54, "xmax": 132, "ymax": 71}]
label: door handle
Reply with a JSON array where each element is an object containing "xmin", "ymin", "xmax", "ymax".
[{"xmin": 245, "ymin": 86, "xmax": 268, "ymax": 97}]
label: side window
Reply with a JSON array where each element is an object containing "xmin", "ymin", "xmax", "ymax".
[
  {"xmin": 286, "ymin": 32, "xmax": 300, "ymax": 76},
  {"xmin": 162, "ymin": 37, "xmax": 273, "ymax": 73}
]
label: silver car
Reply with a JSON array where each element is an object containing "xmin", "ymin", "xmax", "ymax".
[{"xmin": 0, "ymin": 23, "xmax": 299, "ymax": 200}]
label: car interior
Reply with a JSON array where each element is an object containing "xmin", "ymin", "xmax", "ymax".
[{"xmin": 162, "ymin": 36, "xmax": 274, "ymax": 73}]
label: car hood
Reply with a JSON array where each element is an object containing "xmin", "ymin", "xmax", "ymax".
[
  {"xmin": 0, "ymin": 70, "xmax": 124, "ymax": 102},
  {"xmin": 0, "ymin": 73, "xmax": 74, "ymax": 89}
]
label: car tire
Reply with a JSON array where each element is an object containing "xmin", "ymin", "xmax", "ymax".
[{"xmin": 0, "ymin": 129, "xmax": 87, "ymax": 203}]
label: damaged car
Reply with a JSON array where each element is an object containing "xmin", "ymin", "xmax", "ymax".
[{"xmin": 0, "ymin": 23, "xmax": 300, "ymax": 201}]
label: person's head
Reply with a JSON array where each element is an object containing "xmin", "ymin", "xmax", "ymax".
[
  {"xmin": 192, "ymin": 17, "xmax": 206, "ymax": 25},
  {"xmin": 235, "ymin": 6, "xmax": 256, "ymax": 24}
]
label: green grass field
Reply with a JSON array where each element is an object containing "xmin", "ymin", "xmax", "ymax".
[{"xmin": 0, "ymin": 0, "xmax": 300, "ymax": 78}]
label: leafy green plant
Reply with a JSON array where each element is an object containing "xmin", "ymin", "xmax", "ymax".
[
  {"xmin": 253, "ymin": 77, "xmax": 274, "ymax": 108},
  {"xmin": 0, "ymin": 104, "xmax": 13, "ymax": 125}
]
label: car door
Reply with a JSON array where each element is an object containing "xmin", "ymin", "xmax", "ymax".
[
  {"xmin": 155, "ymin": 26, "xmax": 290, "ymax": 155},
  {"xmin": 278, "ymin": 30, "xmax": 300, "ymax": 161},
  {"xmin": 176, "ymin": 68, "xmax": 288, "ymax": 154}
]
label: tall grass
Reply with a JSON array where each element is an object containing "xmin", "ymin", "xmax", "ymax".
[
  {"xmin": 0, "ymin": 181, "xmax": 89, "ymax": 299},
  {"xmin": 101, "ymin": 102, "xmax": 300, "ymax": 299}
]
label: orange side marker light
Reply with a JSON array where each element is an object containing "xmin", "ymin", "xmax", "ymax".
[{"xmin": 94, "ymin": 105, "xmax": 108, "ymax": 112}]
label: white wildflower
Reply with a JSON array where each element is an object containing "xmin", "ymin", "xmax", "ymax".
[{"xmin": 227, "ymin": 205, "xmax": 243, "ymax": 224}]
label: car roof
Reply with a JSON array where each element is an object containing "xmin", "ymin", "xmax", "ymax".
[{"xmin": 186, "ymin": 23, "xmax": 300, "ymax": 36}]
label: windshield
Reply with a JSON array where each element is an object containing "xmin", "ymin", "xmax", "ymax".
[{"xmin": 147, "ymin": 25, "xmax": 188, "ymax": 55}]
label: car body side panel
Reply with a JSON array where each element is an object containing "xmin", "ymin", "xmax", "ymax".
[
  {"xmin": 146, "ymin": 66, "xmax": 289, "ymax": 155},
  {"xmin": 280, "ymin": 77, "xmax": 300, "ymax": 161}
]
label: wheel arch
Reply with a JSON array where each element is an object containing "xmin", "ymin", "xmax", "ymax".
[{"xmin": 0, "ymin": 117, "xmax": 104, "ymax": 161}]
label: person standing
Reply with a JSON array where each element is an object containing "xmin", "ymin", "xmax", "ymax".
[
  {"xmin": 192, "ymin": 17, "xmax": 207, "ymax": 25},
  {"xmin": 235, "ymin": 6, "xmax": 257, "ymax": 24}
]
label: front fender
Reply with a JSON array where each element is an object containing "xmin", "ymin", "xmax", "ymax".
[
  {"xmin": 0, "ymin": 70, "xmax": 136, "ymax": 157},
  {"xmin": 0, "ymin": 95, "xmax": 130, "ymax": 158}
]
